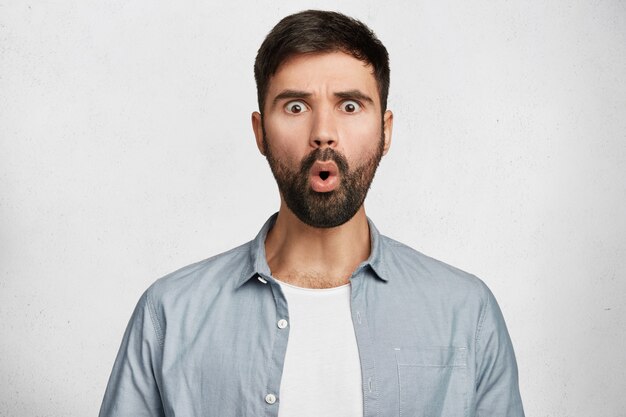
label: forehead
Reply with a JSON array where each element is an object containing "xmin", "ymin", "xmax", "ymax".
[{"xmin": 266, "ymin": 52, "xmax": 380, "ymax": 104}]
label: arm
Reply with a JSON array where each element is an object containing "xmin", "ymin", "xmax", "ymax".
[
  {"xmin": 99, "ymin": 290, "xmax": 165, "ymax": 417},
  {"xmin": 475, "ymin": 285, "xmax": 525, "ymax": 417}
]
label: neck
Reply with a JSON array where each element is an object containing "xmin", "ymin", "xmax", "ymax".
[{"xmin": 265, "ymin": 202, "xmax": 371, "ymax": 289}]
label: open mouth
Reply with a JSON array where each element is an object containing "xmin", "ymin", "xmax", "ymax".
[{"xmin": 309, "ymin": 161, "xmax": 339, "ymax": 192}]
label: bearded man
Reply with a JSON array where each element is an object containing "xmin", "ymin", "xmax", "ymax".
[{"xmin": 99, "ymin": 10, "xmax": 525, "ymax": 417}]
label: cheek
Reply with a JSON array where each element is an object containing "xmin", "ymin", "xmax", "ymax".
[
  {"xmin": 341, "ymin": 114, "xmax": 381, "ymax": 137},
  {"xmin": 337, "ymin": 118, "xmax": 383, "ymax": 154},
  {"xmin": 264, "ymin": 118, "xmax": 311, "ymax": 160}
]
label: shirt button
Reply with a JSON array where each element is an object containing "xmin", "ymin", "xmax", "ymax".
[
  {"xmin": 277, "ymin": 319, "xmax": 288, "ymax": 329},
  {"xmin": 265, "ymin": 393, "xmax": 276, "ymax": 404}
]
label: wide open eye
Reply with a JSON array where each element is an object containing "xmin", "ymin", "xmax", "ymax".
[
  {"xmin": 339, "ymin": 100, "xmax": 362, "ymax": 113},
  {"xmin": 284, "ymin": 100, "xmax": 308, "ymax": 114}
]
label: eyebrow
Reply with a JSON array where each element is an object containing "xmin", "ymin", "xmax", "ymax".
[
  {"xmin": 334, "ymin": 90, "xmax": 374, "ymax": 104},
  {"xmin": 272, "ymin": 90, "xmax": 312, "ymax": 107},
  {"xmin": 271, "ymin": 89, "xmax": 375, "ymax": 107}
]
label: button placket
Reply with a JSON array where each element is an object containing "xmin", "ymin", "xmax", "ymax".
[
  {"xmin": 350, "ymin": 272, "xmax": 378, "ymax": 417},
  {"xmin": 263, "ymin": 280, "xmax": 289, "ymax": 413}
]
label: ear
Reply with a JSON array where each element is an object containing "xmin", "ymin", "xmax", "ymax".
[
  {"xmin": 382, "ymin": 110, "xmax": 393, "ymax": 155},
  {"xmin": 251, "ymin": 111, "xmax": 266, "ymax": 155}
]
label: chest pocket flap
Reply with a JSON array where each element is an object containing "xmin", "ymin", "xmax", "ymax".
[{"xmin": 395, "ymin": 347, "xmax": 469, "ymax": 417}]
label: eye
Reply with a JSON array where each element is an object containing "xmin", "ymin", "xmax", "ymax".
[
  {"xmin": 340, "ymin": 100, "xmax": 362, "ymax": 113},
  {"xmin": 284, "ymin": 100, "xmax": 308, "ymax": 114}
]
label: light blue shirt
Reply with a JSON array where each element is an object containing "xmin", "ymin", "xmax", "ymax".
[{"xmin": 100, "ymin": 214, "xmax": 524, "ymax": 416}]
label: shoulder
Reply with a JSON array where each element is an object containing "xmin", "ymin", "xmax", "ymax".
[
  {"xmin": 379, "ymin": 234, "xmax": 491, "ymax": 302},
  {"xmin": 144, "ymin": 240, "xmax": 252, "ymax": 308}
]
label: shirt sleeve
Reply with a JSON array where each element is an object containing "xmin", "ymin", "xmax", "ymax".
[
  {"xmin": 99, "ymin": 290, "xmax": 165, "ymax": 417},
  {"xmin": 474, "ymin": 285, "xmax": 525, "ymax": 417}
]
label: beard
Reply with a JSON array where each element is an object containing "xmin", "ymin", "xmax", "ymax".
[{"xmin": 263, "ymin": 130, "xmax": 385, "ymax": 229}]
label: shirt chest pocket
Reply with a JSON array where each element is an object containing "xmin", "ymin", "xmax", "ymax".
[{"xmin": 395, "ymin": 347, "xmax": 469, "ymax": 417}]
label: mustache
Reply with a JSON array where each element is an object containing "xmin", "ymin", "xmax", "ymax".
[{"xmin": 299, "ymin": 148, "xmax": 349, "ymax": 176}]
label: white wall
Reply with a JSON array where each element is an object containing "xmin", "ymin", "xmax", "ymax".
[{"xmin": 1, "ymin": 1, "xmax": 625, "ymax": 416}]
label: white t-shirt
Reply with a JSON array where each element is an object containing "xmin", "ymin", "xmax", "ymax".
[{"xmin": 276, "ymin": 280, "xmax": 363, "ymax": 417}]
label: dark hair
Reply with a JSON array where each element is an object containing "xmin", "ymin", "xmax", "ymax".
[{"xmin": 254, "ymin": 10, "xmax": 390, "ymax": 114}]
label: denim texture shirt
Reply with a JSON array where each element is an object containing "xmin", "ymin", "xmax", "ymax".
[{"xmin": 99, "ymin": 214, "xmax": 524, "ymax": 417}]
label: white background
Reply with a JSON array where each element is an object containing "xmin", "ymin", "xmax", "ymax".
[{"xmin": 1, "ymin": 1, "xmax": 625, "ymax": 416}]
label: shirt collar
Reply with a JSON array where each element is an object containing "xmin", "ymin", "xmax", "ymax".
[{"xmin": 237, "ymin": 213, "xmax": 388, "ymax": 289}]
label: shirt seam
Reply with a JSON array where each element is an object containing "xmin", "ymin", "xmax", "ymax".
[
  {"xmin": 146, "ymin": 288, "xmax": 165, "ymax": 348},
  {"xmin": 475, "ymin": 284, "xmax": 490, "ymax": 347},
  {"xmin": 474, "ymin": 283, "xmax": 490, "ymax": 386}
]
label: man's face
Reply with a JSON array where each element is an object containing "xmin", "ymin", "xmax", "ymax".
[{"xmin": 252, "ymin": 51, "xmax": 393, "ymax": 228}]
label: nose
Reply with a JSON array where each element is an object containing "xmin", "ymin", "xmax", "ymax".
[{"xmin": 309, "ymin": 107, "xmax": 338, "ymax": 149}]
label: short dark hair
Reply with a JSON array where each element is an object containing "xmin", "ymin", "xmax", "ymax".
[{"xmin": 254, "ymin": 10, "xmax": 390, "ymax": 114}]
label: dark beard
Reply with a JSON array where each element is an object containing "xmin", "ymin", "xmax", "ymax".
[{"xmin": 263, "ymin": 131, "xmax": 384, "ymax": 228}]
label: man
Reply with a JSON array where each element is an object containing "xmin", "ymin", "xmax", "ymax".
[{"xmin": 99, "ymin": 10, "xmax": 525, "ymax": 417}]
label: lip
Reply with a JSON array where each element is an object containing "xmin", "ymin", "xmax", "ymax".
[{"xmin": 309, "ymin": 160, "xmax": 339, "ymax": 192}]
